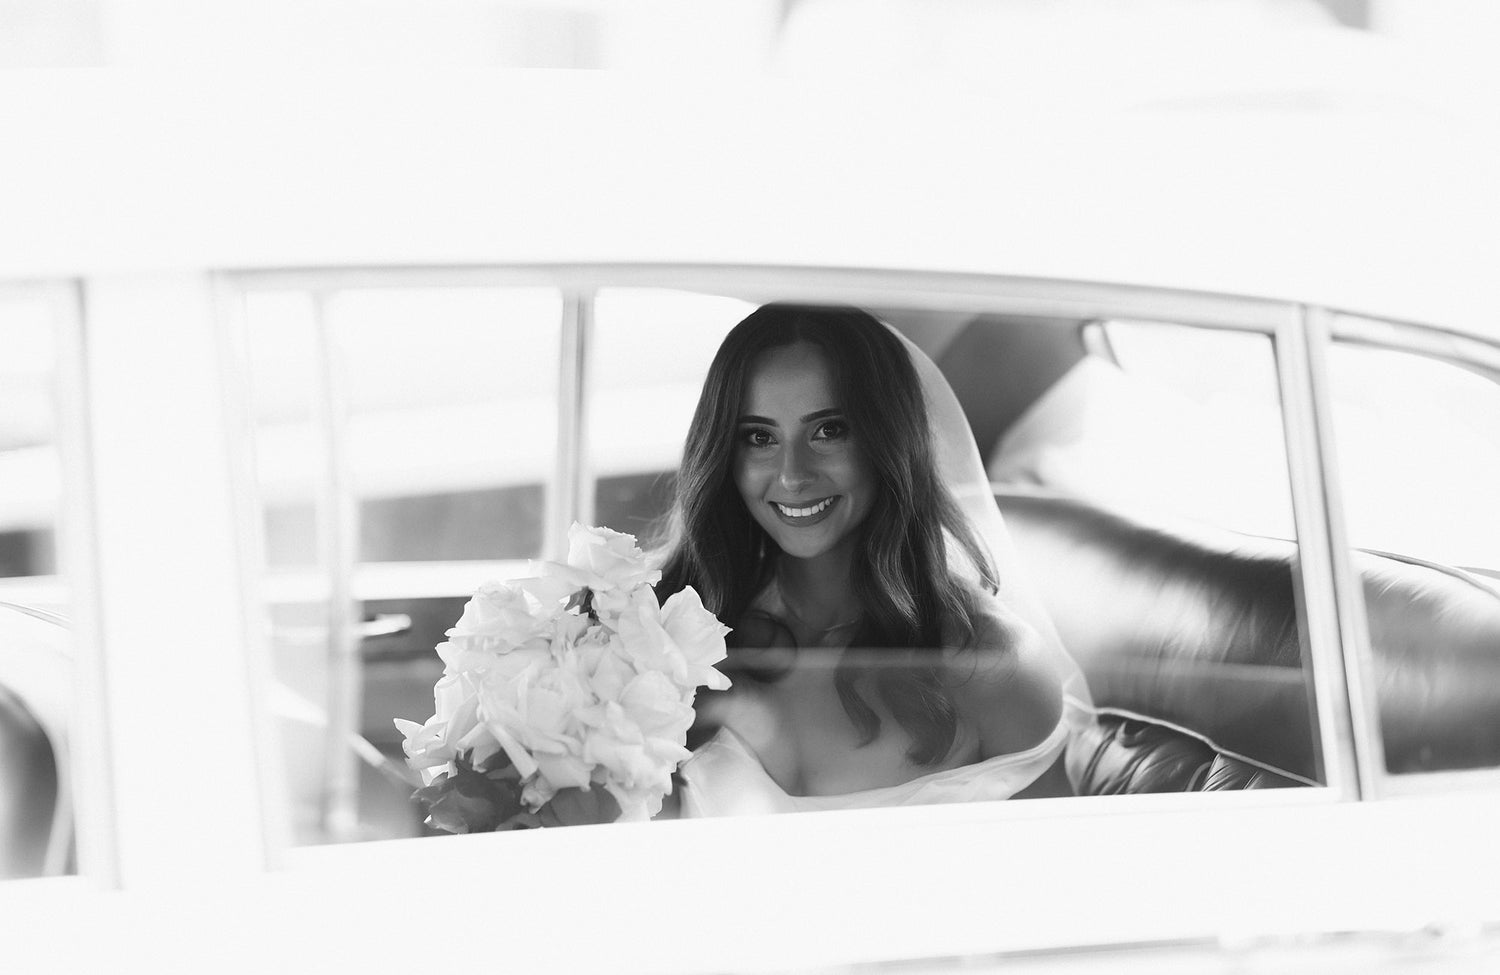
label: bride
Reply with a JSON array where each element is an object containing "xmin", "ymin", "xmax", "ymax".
[{"xmin": 655, "ymin": 303, "xmax": 1090, "ymax": 816}]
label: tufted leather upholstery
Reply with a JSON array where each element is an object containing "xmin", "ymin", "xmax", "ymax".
[
  {"xmin": 1066, "ymin": 712, "xmax": 1304, "ymax": 795},
  {"xmin": 998, "ymin": 490, "xmax": 1500, "ymax": 793}
]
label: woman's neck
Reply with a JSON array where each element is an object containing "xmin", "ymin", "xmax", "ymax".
[{"xmin": 774, "ymin": 545, "xmax": 862, "ymax": 634}]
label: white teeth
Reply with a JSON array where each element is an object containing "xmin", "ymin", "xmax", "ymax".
[{"xmin": 775, "ymin": 498, "xmax": 833, "ymax": 518}]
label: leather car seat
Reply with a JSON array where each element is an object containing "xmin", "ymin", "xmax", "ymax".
[
  {"xmin": 0, "ymin": 602, "xmax": 73, "ymax": 878},
  {"xmin": 0, "ymin": 684, "xmax": 59, "ymax": 879},
  {"xmin": 997, "ymin": 490, "xmax": 1500, "ymax": 793}
]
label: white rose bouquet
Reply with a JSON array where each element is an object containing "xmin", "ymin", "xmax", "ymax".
[{"xmin": 395, "ymin": 524, "xmax": 732, "ymax": 831}]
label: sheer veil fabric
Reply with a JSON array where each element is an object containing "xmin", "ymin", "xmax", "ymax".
[{"xmin": 677, "ymin": 323, "xmax": 1093, "ymax": 816}]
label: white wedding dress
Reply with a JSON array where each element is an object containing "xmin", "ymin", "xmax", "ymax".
[
  {"xmin": 676, "ymin": 323, "xmax": 1092, "ymax": 818},
  {"xmin": 679, "ymin": 723, "xmax": 1069, "ymax": 816}
]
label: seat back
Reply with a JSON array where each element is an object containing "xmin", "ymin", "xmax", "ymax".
[
  {"xmin": 0, "ymin": 684, "xmax": 59, "ymax": 879},
  {"xmin": 997, "ymin": 490, "xmax": 1500, "ymax": 792},
  {"xmin": 0, "ymin": 602, "xmax": 72, "ymax": 878}
]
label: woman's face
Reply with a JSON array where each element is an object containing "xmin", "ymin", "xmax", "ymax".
[{"xmin": 733, "ymin": 342, "xmax": 875, "ymax": 564}]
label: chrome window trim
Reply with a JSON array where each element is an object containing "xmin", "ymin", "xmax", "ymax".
[
  {"xmin": 229, "ymin": 263, "xmax": 1294, "ymax": 333},
  {"xmin": 51, "ymin": 280, "xmax": 114, "ymax": 886},
  {"xmin": 1329, "ymin": 312, "xmax": 1500, "ymax": 375},
  {"xmin": 1301, "ymin": 306, "xmax": 1387, "ymax": 799},
  {"xmin": 308, "ymin": 291, "xmax": 364, "ymax": 843},
  {"xmin": 549, "ymin": 289, "xmax": 593, "ymax": 558},
  {"xmin": 1271, "ymin": 307, "xmax": 1362, "ymax": 798},
  {"xmin": 212, "ymin": 273, "xmax": 292, "ymax": 867},
  {"xmin": 1332, "ymin": 312, "xmax": 1500, "ymax": 372}
]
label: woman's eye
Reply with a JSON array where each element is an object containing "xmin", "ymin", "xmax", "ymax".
[
  {"xmin": 813, "ymin": 420, "xmax": 849, "ymax": 442},
  {"xmin": 742, "ymin": 428, "xmax": 775, "ymax": 448}
]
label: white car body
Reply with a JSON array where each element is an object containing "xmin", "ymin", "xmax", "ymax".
[{"xmin": 1, "ymin": 47, "xmax": 1498, "ymax": 972}]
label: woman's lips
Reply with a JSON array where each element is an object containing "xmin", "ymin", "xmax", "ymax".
[{"xmin": 771, "ymin": 496, "xmax": 839, "ymax": 526}]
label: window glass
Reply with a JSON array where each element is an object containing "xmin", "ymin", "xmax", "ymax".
[
  {"xmin": 1325, "ymin": 338, "xmax": 1500, "ymax": 775},
  {"xmin": 0, "ymin": 286, "xmax": 75, "ymax": 879},
  {"xmin": 1028, "ymin": 319, "xmax": 1296, "ymax": 539},
  {"xmin": 240, "ymin": 282, "xmax": 563, "ymax": 845},
  {"xmin": 586, "ymin": 288, "xmax": 751, "ymax": 541},
  {"xmin": 236, "ymin": 287, "xmax": 1338, "ymax": 849},
  {"xmin": 952, "ymin": 314, "xmax": 1322, "ymax": 790}
]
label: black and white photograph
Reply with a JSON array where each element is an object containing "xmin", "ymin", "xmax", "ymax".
[{"xmin": 2, "ymin": 1, "xmax": 1499, "ymax": 971}]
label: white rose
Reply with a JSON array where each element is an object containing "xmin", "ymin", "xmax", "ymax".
[
  {"xmin": 660, "ymin": 586, "xmax": 733, "ymax": 691},
  {"xmin": 477, "ymin": 650, "xmax": 594, "ymax": 789},
  {"xmin": 393, "ymin": 714, "xmax": 457, "ymax": 785},
  {"xmin": 589, "ymin": 583, "xmax": 660, "ymax": 631},
  {"xmin": 580, "ymin": 632, "xmax": 637, "ymax": 703},
  {"xmin": 515, "ymin": 569, "xmax": 584, "ymax": 613},
  {"xmin": 432, "ymin": 673, "xmax": 481, "ymax": 729},
  {"xmin": 447, "ymin": 581, "xmax": 554, "ymax": 652},
  {"xmin": 565, "ymin": 523, "xmax": 662, "ymax": 593},
  {"xmin": 581, "ymin": 672, "xmax": 694, "ymax": 810},
  {"xmin": 611, "ymin": 599, "xmax": 687, "ymax": 684}
]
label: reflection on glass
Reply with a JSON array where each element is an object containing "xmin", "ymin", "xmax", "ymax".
[
  {"xmin": 240, "ymin": 283, "xmax": 563, "ymax": 844},
  {"xmin": 1327, "ymin": 340, "xmax": 1500, "ymax": 776},
  {"xmin": 995, "ymin": 319, "xmax": 1295, "ymax": 539},
  {"xmin": 940, "ymin": 314, "xmax": 1322, "ymax": 790},
  {"xmin": 0, "ymin": 287, "xmax": 74, "ymax": 880},
  {"xmin": 587, "ymin": 289, "xmax": 750, "ymax": 540}
]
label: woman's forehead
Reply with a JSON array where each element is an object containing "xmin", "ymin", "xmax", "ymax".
[{"xmin": 740, "ymin": 342, "xmax": 839, "ymax": 419}]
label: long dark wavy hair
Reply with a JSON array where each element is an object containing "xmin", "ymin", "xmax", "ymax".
[{"xmin": 656, "ymin": 304, "xmax": 1000, "ymax": 765}]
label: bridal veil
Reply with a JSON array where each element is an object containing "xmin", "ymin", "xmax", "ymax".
[{"xmin": 893, "ymin": 324, "xmax": 1094, "ymax": 771}]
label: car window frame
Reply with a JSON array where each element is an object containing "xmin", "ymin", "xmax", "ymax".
[
  {"xmin": 1310, "ymin": 308, "xmax": 1500, "ymax": 799},
  {"xmin": 216, "ymin": 265, "xmax": 1360, "ymax": 849},
  {"xmin": 0, "ymin": 278, "xmax": 112, "ymax": 889}
]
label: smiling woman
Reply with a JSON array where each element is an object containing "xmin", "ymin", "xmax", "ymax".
[
  {"xmin": 654, "ymin": 303, "xmax": 1090, "ymax": 812},
  {"xmin": 734, "ymin": 342, "xmax": 874, "ymax": 568}
]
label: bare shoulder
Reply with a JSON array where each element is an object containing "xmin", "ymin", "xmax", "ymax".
[{"xmin": 943, "ymin": 602, "xmax": 1065, "ymax": 757}]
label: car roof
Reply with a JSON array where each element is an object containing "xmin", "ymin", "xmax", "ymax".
[{"xmin": 1, "ymin": 69, "xmax": 1496, "ymax": 342}]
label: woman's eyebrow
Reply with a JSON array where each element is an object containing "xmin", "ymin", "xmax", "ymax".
[{"xmin": 737, "ymin": 407, "xmax": 842, "ymax": 426}]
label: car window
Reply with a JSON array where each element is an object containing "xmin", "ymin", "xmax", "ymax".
[
  {"xmin": 965, "ymin": 313, "xmax": 1324, "ymax": 792},
  {"xmin": 239, "ymin": 280, "xmax": 564, "ymax": 845},
  {"xmin": 586, "ymin": 288, "xmax": 750, "ymax": 539},
  {"xmin": 1038, "ymin": 318, "xmax": 1297, "ymax": 540},
  {"xmin": 0, "ymin": 284, "xmax": 76, "ymax": 880},
  {"xmin": 230, "ymin": 277, "xmax": 1344, "ymax": 850},
  {"xmin": 1324, "ymin": 334, "xmax": 1500, "ymax": 778}
]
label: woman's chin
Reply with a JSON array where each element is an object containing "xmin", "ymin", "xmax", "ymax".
[{"xmin": 765, "ymin": 526, "xmax": 847, "ymax": 563}]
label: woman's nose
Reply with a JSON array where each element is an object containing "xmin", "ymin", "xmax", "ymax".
[{"xmin": 778, "ymin": 442, "xmax": 815, "ymax": 493}]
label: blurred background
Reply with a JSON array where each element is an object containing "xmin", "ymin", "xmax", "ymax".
[{"xmin": 0, "ymin": 0, "xmax": 1492, "ymax": 83}]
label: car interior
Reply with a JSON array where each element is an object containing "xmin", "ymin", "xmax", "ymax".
[
  {"xmin": 923, "ymin": 311, "xmax": 1500, "ymax": 793},
  {"xmin": 5, "ymin": 290, "xmax": 1500, "ymax": 875},
  {"xmin": 0, "ymin": 601, "xmax": 71, "ymax": 880}
]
